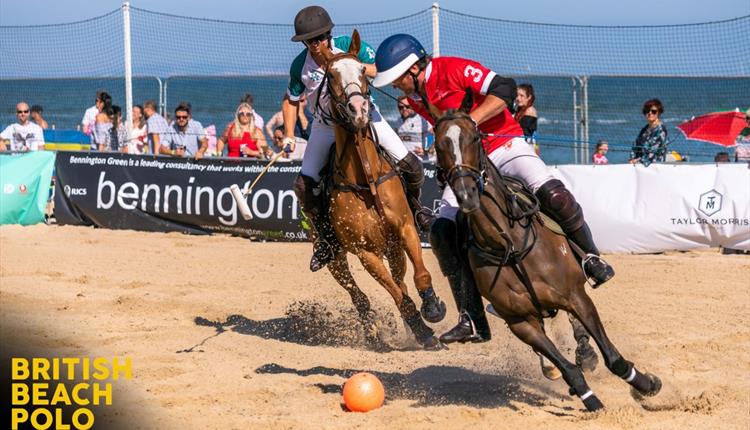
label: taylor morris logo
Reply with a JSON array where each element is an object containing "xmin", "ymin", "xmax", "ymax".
[{"xmin": 698, "ymin": 189, "xmax": 722, "ymax": 217}]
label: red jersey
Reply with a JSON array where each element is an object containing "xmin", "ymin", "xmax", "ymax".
[
  {"xmin": 223, "ymin": 122, "xmax": 259, "ymax": 157},
  {"xmin": 407, "ymin": 56, "xmax": 523, "ymax": 154}
]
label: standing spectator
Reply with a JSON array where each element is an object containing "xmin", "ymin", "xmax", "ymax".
[
  {"xmin": 0, "ymin": 102, "xmax": 45, "ymax": 151},
  {"xmin": 92, "ymin": 93, "xmax": 113, "ymax": 151},
  {"xmin": 143, "ymin": 99, "xmax": 168, "ymax": 155},
  {"xmin": 630, "ymin": 98, "xmax": 668, "ymax": 166},
  {"xmin": 514, "ymin": 83, "xmax": 540, "ymax": 155},
  {"xmin": 109, "ymin": 106, "xmax": 128, "ymax": 152},
  {"xmin": 161, "ymin": 103, "xmax": 208, "ymax": 159},
  {"xmin": 81, "ymin": 91, "xmax": 106, "ymax": 136},
  {"xmin": 735, "ymin": 108, "xmax": 750, "ymax": 162},
  {"xmin": 592, "ymin": 140, "xmax": 609, "ymax": 165},
  {"xmin": 240, "ymin": 93, "xmax": 265, "ymax": 131},
  {"xmin": 30, "ymin": 105, "xmax": 49, "ymax": 129},
  {"xmin": 217, "ymin": 102, "xmax": 267, "ymax": 159},
  {"xmin": 265, "ymin": 125, "xmax": 305, "ymax": 161},
  {"xmin": 266, "ymin": 94, "xmax": 310, "ymax": 139},
  {"xmin": 124, "ymin": 104, "xmax": 147, "ymax": 154},
  {"xmin": 396, "ymin": 95, "xmax": 429, "ymax": 158}
]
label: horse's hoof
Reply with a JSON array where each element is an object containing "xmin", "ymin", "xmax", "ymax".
[
  {"xmin": 575, "ymin": 341, "xmax": 599, "ymax": 373},
  {"xmin": 421, "ymin": 336, "xmax": 447, "ymax": 351},
  {"xmin": 421, "ymin": 298, "xmax": 447, "ymax": 324},
  {"xmin": 630, "ymin": 373, "xmax": 662, "ymax": 403},
  {"xmin": 539, "ymin": 355, "xmax": 562, "ymax": 380},
  {"xmin": 582, "ymin": 394, "xmax": 604, "ymax": 412}
]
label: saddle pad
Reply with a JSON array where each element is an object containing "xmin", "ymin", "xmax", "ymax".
[{"xmin": 503, "ymin": 179, "xmax": 566, "ymax": 237}]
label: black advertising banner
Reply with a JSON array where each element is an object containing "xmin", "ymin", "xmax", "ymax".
[{"xmin": 53, "ymin": 152, "xmax": 442, "ymax": 242}]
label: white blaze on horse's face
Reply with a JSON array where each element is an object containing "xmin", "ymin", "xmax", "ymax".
[
  {"xmin": 331, "ymin": 58, "xmax": 369, "ymax": 129},
  {"xmin": 446, "ymin": 124, "xmax": 463, "ymax": 166}
]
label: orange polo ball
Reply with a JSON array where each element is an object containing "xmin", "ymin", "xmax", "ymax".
[{"xmin": 342, "ymin": 372, "xmax": 385, "ymax": 412}]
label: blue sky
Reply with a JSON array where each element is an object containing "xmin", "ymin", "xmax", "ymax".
[{"xmin": 1, "ymin": 0, "xmax": 748, "ymax": 26}]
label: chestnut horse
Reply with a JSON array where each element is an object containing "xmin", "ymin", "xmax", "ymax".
[
  {"xmin": 427, "ymin": 89, "xmax": 662, "ymax": 410},
  {"xmin": 314, "ymin": 30, "xmax": 445, "ymax": 349}
]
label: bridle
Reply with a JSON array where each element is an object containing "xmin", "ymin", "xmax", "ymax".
[
  {"xmin": 315, "ymin": 52, "xmax": 371, "ymax": 131},
  {"xmin": 434, "ymin": 112, "xmax": 487, "ymax": 197}
]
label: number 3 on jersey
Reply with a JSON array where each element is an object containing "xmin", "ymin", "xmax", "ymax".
[{"xmin": 463, "ymin": 65, "xmax": 483, "ymax": 83}]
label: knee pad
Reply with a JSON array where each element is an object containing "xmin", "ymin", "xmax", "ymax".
[
  {"xmin": 293, "ymin": 175, "xmax": 319, "ymax": 215},
  {"xmin": 535, "ymin": 179, "xmax": 584, "ymax": 232},
  {"xmin": 397, "ymin": 152, "xmax": 425, "ymax": 188}
]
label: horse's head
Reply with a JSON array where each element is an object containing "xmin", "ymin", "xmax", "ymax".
[
  {"xmin": 320, "ymin": 30, "xmax": 371, "ymax": 130},
  {"xmin": 433, "ymin": 89, "xmax": 485, "ymax": 213}
]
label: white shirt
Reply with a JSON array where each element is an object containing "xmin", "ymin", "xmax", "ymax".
[
  {"xmin": 1, "ymin": 122, "xmax": 45, "ymax": 151},
  {"xmin": 397, "ymin": 114, "xmax": 427, "ymax": 153},
  {"xmin": 82, "ymin": 105, "xmax": 98, "ymax": 134}
]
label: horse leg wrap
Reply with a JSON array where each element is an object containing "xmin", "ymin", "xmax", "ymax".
[
  {"xmin": 400, "ymin": 296, "xmax": 434, "ymax": 343},
  {"xmin": 612, "ymin": 357, "xmax": 657, "ymax": 394},
  {"xmin": 566, "ymin": 373, "xmax": 604, "ymax": 411}
]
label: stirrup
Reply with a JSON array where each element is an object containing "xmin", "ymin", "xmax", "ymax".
[
  {"xmin": 413, "ymin": 207, "xmax": 435, "ymax": 232},
  {"xmin": 581, "ymin": 254, "xmax": 614, "ymax": 288}
]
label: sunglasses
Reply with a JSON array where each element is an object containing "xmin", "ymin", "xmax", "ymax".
[
  {"xmin": 237, "ymin": 112, "xmax": 253, "ymax": 117},
  {"xmin": 305, "ymin": 33, "xmax": 329, "ymax": 44},
  {"xmin": 644, "ymin": 109, "xmax": 659, "ymax": 115},
  {"xmin": 175, "ymin": 115, "xmax": 189, "ymax": 120},
  {"xmin": 17, "ymin": 110, "xmax": 29, "ymax": 114},
  {"xmin": 398, "ymin": 105, "xmax": 410, "ymax": 110}
]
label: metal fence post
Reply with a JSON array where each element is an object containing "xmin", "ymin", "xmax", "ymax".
[
  {"xmin": 572, "ymin": 77, "xmax": 579, "ymax": 164},
  {"xmin": 123, "ymin": 2, "xmax": 133, "ymax": 136},
  {"xmin": 581, "ymin": 75, "xmax": 589, "ymax": 164},
  {"xmin": 432, "ymin": 3, "xmax": 440, "ymax": 58}
]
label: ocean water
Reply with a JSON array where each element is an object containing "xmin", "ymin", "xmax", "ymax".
[{"xmin": 1, "ymin": 75, "xmax": 748, "ymax": 164}]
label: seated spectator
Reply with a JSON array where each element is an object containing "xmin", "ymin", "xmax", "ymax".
[
  {"xmin": 0, "ymin": 101, "xmax": 45, "ymax": 151},
  {"xmin": 735, "ymin": 108, "xmax": 750, "ymax": 162},
  {"xmin": 265, "ymin": 125, "xmax": 306, "ymax": 161},
  {"xmin": 217, "ymin": 102, "xmax": 267, "ymax": 159},
  {"xmin": 265, "ymin": 94, "xmax": 310, "ymax": 140},
  {"xmin": 93, "ymin": 93, "xmax": 113, "ymax": 151},
  {"xmin": 396, "ymin": 95, "xmax": 429, "ymax": 158},
  {"xmin": 714, "ymin": 152, "xmax": 731, "ymax": 163},
  {"xmin": 592, "ymin": 140, "xmax": 609, "ymax": 164},
  {"xmin": 630, "ymin": 98, "xmax": 668, "ymax": 167},
  {"xmin": 124, "ymin": 104, "xmax": 147, "ymax": 154},
  {"xmin": 514, "ymin": 83, "xmax": 540, "ymax": 154},
  {"xmin": 240, "ymin": 93, "xmax": 265, "ymax": 131},
  {"xmin": 144, "ymin": 99, "xmax": 169, "ymax": 154},
  {"xmin": 30, "ymin": 105, "xmax": 49, "ymax": 129},
  {"xmin": 161, "ymin": 103, "xmax": 208, "ymax": 159},
  {"xmin": 81, "ymin": 91, "xmax": 106, "ymax": 136}
]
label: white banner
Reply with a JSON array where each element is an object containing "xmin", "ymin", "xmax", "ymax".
[{"xmin": 552, "ymin": 164, "xmax": 750, "ymax": 253}]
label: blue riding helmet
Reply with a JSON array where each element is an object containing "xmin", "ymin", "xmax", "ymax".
[{"xmin": 372, "ymin": 34, "xmax": 427, "ymax": 88}]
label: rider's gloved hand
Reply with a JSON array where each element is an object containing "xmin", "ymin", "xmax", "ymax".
[{"xmin": 282, "ymin": 137, "xmax": 296, "ymax": 153}]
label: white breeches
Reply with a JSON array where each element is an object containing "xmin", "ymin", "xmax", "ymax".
[
  {"xmin": 436, "ymin": 137, "xmax": 556, "ymax": 221},
  {"xmin": 300, "ymin": 107, "xmax": 409, "ymax": 181}
]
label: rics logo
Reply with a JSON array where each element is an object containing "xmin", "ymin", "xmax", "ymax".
[{"xmin": 698, "ymin": 189, "xmax": 722, "ymax": 217}]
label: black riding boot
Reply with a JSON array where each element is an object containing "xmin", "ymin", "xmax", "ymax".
[
  {"xmin": 430, "ymin": 218, "xmax": 491, "ymax": 344},
  {"xmin": 294, "ymin": 175, "xmax": 337, "ymax": 272},
  {"xmin": 535, "ymin": 179, "xmax": 615, "ymax": 287},
  {"xmin": 397, "ymin": 152, "xmax": 435, "ymax": 232}
]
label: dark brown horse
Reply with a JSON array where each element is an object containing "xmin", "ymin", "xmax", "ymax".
[
  {"xmin": 314, "ymin": 30, "xmax": 445, "ymax": 349},
  {"xmin": 428, "ymin": 89, "xmax": 662, "ymax": 410}
]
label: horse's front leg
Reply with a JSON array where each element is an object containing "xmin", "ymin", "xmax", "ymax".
[
  {"xmin": 398, "ymin": 222, "xmax": 446, "ymax": 324},
  {"xmin": 505, "ymin": 314, "xmax": 604, "ymax": 412},
  {"xmin": 356, "ymin": 249, "xmax": 441, "ymax": 350}
]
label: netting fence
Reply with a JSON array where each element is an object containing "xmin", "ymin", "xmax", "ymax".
[{"xmin": 2, "ymin": 4, "xmax": 748, "ymax": 163}]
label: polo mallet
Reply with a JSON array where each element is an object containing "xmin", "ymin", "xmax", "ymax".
[{"xmin": 230, "ymin": 146, "xmax": 290, "ymax": 220}]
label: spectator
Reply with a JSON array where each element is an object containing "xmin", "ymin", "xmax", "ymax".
[
  {"xmin": 217, "ymin": 102, "xmax": 267, "ymax": 159},
  {"xmin": 592, "ymin": 140, "xmax": 609, "ymax": 165},
  {"xmin": 630, "ymin": 98, "xmax": 668, "ymax": 167},
  {"xmin": 124, "ymin": 104, "xmax": 147, "ymax": 154},
  {"xmin": 161, "ymin": 103, "xmax": 208, "ymax": 159},
  {"xmin": 109, "ymin": 106, "xmax": 128, "ymax": 152},
  {"xmin": 735, "ymin": 108, "xmax": 750, "ymax": 162},
  {"xmin": 265, "ymin": 125, "xmax": 306, "ymax": 161},
  {"xmin": 265, "ymin": 94, "xmax": 310, "ymax": 140},
  {"xmin": 714, "ymin": 152, "xmax": 730, "ymax": 163},
  {"xmin": 0, "ymin": 101, "xmax": 45, "ymax": 151},
  {"xmin": 30, "ymin": 105, "xmax": 49, "ymax": 129},
  {"xmin": 143, "ymin": 99, "xmax": 169, "ymax": 155},
  {"xmin": 396, "ymin": 95, "xmax": 430, "ymax": 158},
  {"xmin": 514, "ymin": 83, "xmax": 540, "ymax": 155},
  {"xmin": 81, "ymin": 91, "xmax": 106, "ymax": 136},
  {"xmin": 92, "ymin": 93, "xmax": 113, "ymax": 151},
  {"xmin": 240, "ymin": 93, "xmax": 265, "ymax": 131}
]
